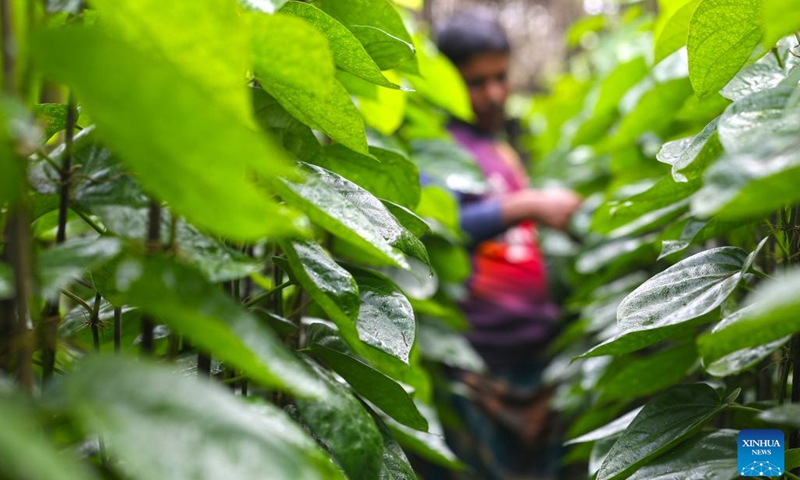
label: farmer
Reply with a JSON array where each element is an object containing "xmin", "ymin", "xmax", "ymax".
[{"xmin": 435, "ymin": 8, "xmax": 582, "ymax": 479}]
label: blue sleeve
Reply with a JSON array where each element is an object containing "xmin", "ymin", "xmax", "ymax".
[{"xmin": 460, "ymin": 198, "xmax": 505, "ymax": 245}]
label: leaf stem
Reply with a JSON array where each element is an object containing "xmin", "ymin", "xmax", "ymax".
[
  {"xmin": 243, "ymin": 280, "xmax": 292, "ymax": 308},
  {"xmin": 61, "ymin": 290, "xmax": 92, "ymax": 314},
  {"xmin": 141, "ymin": 200, "xmax": 161, "ymax": 354},
  {"xmin": 70, "ymin": 207, "xmax": 106, "ymax": 235},
  {"xmin": 773, "ymin": 48, "xmax": 786, "ymax": 70},
  {"xmin": 726, "ymin": 404, "xmax": 764, "ymax": 415}
]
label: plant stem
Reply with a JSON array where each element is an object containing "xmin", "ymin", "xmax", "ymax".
[
  {"xmin": 140, "ymin": 200, "xmax": 161, "ymax": 354},
  {"xmin": 197, "ymin": 352, "xmax": 211, "ymax": 377},
  {"xmin": 1, "ymin": 0, "xmax": 17, "ymax": 95},
  {"xmin": 89, "ymin": 292, "xmax": 102, "ymax": 352},
  {"xmin": 243, "ymin": 280, "xmax": 292, "ymax": 308},
  {"xmin": 726, "ymin": 404, "xmax": 765, "ymax": 415},
  {"xmin": 61, "ymin": 289, "xmax": 92, "ymax": 314},
  {"xmin": 41, "ymin": 92, "xmax": 78, "ymax": 381},
  {"xmin": 113, "ymin": 307, "xmax": 121, "ymax": 353}
]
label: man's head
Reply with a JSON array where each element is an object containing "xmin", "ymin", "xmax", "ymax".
[{"xmin": 436, "ymin": 9, "xmax": 511, "ymax": 134}]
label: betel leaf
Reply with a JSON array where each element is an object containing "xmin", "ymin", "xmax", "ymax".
[
  {"xmin": 687, "ymin": 0, "xmax": 764, "ymax": 98},
  {"xmin": 702, "ymin": 304, "xmax": 789, "ymax": 377},
  {"xmin": 762, "ymin": 0, "xmax": 800, "ymax": 48},
  {"xmin": 758, "ymin": 404, "xmax": 800, "ymax": 428},
  {"xmin": 716, "ymin": 86, "xmax": 800, "ymax": 154},
  {"xmin": 0, "ymin": 396, "xmax": 101, "ymax": 480},
  {"xmin": 382, "ymin": 201, "xmax": 430, "ymax": 239},
  {"xmin": 307, "ymin": 321, "xmax": 428, "ymax": 430},
  {"xmin": 410, "ymin": 139, "xmax": 487, "ymax": 195},
  {"xmin": 720, "ymin": 62, "xmax": 786, "ymax": 101},
  {"xmin": 280, "ymin": 2, "xmax": 400, "ymax": 90},
  {"xmin": 37, "ymin": 237, "xmax": 122, "ymax": 299},
  {"xmin": 317, "ymin": 144, "xmax": 420, "ymax": 209},
  {"xmin": 357, "ymin": 279, "xmax": 416, "ymax": 365},
  {"xmin": 374, "ymin": 414, "xmax": 419, "ymax": 480},
  {"xmin": 653, "ymin": 0, "xmax": 701, "ymax": 64},
  {"xmin": 295, "ymin": 360, "xmax": 383, "ymax": 480},
  {"xmin": 698, "ymin": 268, "xmax": 800, "ymax": 363},
  {"xmin": 564, "ymin": 407, "xmax": 644, "ymax": 446},
  {"xmin": 314, "ymin": 0, "xmax": 417, "ymax": 72},
  {"xmin": 274, "ymin": 165, "xmax": 408, "ymax": 269},
  {"xmin": 103, "ymin": 254, "xmax": 325, "ymax": 399},
  {"xmin": 387, "ymin": 402, "xmax": 463, "ymax": 470},
  {"xmin": 655, "ymin": 117, "xmax": 722, "ymax": 183},
  {"xmin": 252, "ymin": 88, "xmax": 323, "ymax": 163},
  {"xmin": 597, "ymin": 343, "xmax": 697, "ymax": 403},
  {"xmin": 350, "ymin": 71, "xmax": 409, "ymax": 135},
  {"xmin": 692, "ymin": 136, "xmax": 800, "ymax": 220},
  {"xmin": 582, "ymin": 247, "xmax": 746, "ymax": 358},
  {"xmin": 32, "ymin": 27, "xmax": 305, "ymax": 241},
  {"xmin": 251, "ymin": 13, "xmax": 369, "ymax": 155},
  {"xmin": 596, "ymin": 383, "xmax": 738, "ymax": 480},
  {"xmin": 625, "ymin": 429, "xmax": 739, "ymax": 480},
  {"xmin": 62, "ymin": 356, "xmax": 343, "ymax": 480}
]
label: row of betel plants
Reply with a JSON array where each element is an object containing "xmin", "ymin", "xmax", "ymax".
[
  {"xmin": 0, "ymin": 0, "xmax": 494, "ymax": 479},
  {"xmin": 520, "ymin": 0, "xmax": 800, "ymax": 478}
]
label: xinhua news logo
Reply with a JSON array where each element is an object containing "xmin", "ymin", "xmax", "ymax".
[{"xmin": 738, "ymin": 429, "xmax": 785, "ymax": 477}]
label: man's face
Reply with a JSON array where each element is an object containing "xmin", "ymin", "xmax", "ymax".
[{"xmin": 458, "ymin": 51, "xmax": 510, "ymax": 134}]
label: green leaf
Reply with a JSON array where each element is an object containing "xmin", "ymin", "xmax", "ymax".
[
  {"xmin": 382, "ymin": 201, "xmax": 430, "ymax": 238},
  {"xmin": 410, "ymin": 139, "xmax": 487, "ymax": 195},
  {"xmin": 62, "ymin": 355, "xmax": 343, "ymax": 480},
  {"xmin": 717, "ymin": 86, "xmax": 800, "ymax": 153},
  {"xmin": 406, "ymin": 36, "xmax": 473, "ymax": 121},
  {"xmin": 702, "ymin": 305, "xmax": 789, "ymax": 377},
  {"xmin": 33, "ymin": 27, "xmax": 304, "ymax": 241},
  {"xmin": 252, "ymin": 88, "xmax": 323, "ymax": 163},
  {"xmin": 598, "ymin": 344, "xmax": 697, "ymax": 403},
  {"xmin": 692, "ymin": 136, "xmax": 800, "ymax": 220},
  {"xmin": 625, "ymin": 429, "xmax": 739, "ymax": 480},
  {"xmin": 608, "ymin": 78, "xmax": 694, "ymax": 148},
  {"xmin": 596, "ymin": 383, "xmax": 738, "ymax": 480},
  {"xmin": 687, "ymin": 0, "xmax": 764, "ymax": 98},
  {"xmin": 307, "ymin": 321, "xmax": 428, "ymax": 430},
  {"xmin": 104, "ymin": 254, "xmax": 325, "ymax": 398},
  {"xmin": 758, "ymin": 404, "xmax": 800, "ymax": 428},
  {"xmin": 416, "ymin": 319, "xmax": 486, "ymax": 372},
  {"xmin": 317, "ymin": 144, "xmax": 420, "ymax": 209},
  {"xmin": 352, "ymin": 71, "xmax": 409, "ymax": 135},
  {"xmin": 720, "ymin": 62, "xmax": 787, "ymax": 101},
  {"xmin": 280, "ymin": 2, "xmax": 400, "ymax": 89},
  {"xmin": 357, "ymin": 279, "xmax": 416, "ymax": 365},
  {"xmin": 387, "ymin": 403, "xmax": 463, "ymax": 470},
  {"xmin": 375, "ymin": 415, "xmax": 419, "ymax": 480},
  {"xmin": 274, "ymin": 165, "xmax": 408, "ymax": 269},
  {"xmin": 0, "ymin": 395, "xmax": 101, "ymax": 480},
  {"xmin": 564, "ymin": 407, "xmax": 644, "ymax": 446},
  {"xmin": 251, "ymin": 13, "xmax": 369, "ymax": 155},
  {"xmin": 38, "ymin": 237, "xmax": 122, "ymax": 299},
  {"xmin": 582, "ymin": 247, "xmax": 746, "ymax": 358},
  {"xmin": 295, "ymin": 360, "xmax": 383, "ymax": 480},
  {"xmin": 656, "ymin": 118, "xmax": 722, "ymax": 183},
  {"xmin": 34, "ymin": 103, "xmax": 76, "ymax": 140},
  {"xmin": 89, "ymin": 0, "xmax": 253, "ymax": 126},
  {"xmin": 314, "ymin": 0, "xmax": 417, "ymax": 72},
  {"xmin": 698, "ymin": 268, "xmax": 800, "ymax": 363},
  {"xmin": 575, "ymin": 233, "xmax": 659, "ymax": 276},
  {"xmin": 762, "ymin": 0, "xmax": 800, "ymax": 48},
  {"xmin": 594, "ymin": 57, "xmax": 650, "ymax": 116},
  {"xmin": 415, "ymin": 186, "xmax": 461, "ymax": 236},
  {"xmin": 653, "ymin": 0, "xmax": 701, "ymax": 64}
]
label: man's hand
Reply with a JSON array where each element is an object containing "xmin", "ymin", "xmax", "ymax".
[{"xmin": 502, "ymin": 188, "xmax": 582, "ymax": 232}]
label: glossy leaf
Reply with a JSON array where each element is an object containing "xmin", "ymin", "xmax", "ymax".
[
  {"xmin": 703, "ymin": 305, "xmax": 789, "ymax": 377},
  {"xmin": 251, "ymin": 13, "xmax": 369, "ymax": 155},
  {"xmin": 296, "ymin": 360, "xmax": 383, "ymax": 480},
  {"xmin": 687, "ymin": 0, "xmax": 763, "ymax": 98},
  {"xmin": 653, "ymin": 0, "xmax": 701, "ymax": 64},
  {"xmin": 317, "ymin": 144, "xmax": 420, "ymax": 209},
  {"xmin": 564, "ymin": 407, "xmax": 644, "ymax": 446},
  {"xmin": 357, "ymin": 280, "xmax": 416, "ymax": 365},
  {"xmin": 252, "ymin": 88, "xmax": 323, "ymax": 163},
  {"xmin": 274, "ymin": 165, "xmax": 408, "ymax": 268},
  {"xmin": 281, "ymin": 2, "xmax": 399, "ymax": 89},
  {"xmin": 721, "ymin": 62, "xmax": 787, "ymax": 101},
  {"xmin": 410, "ymin": 139, "xmax": 487, "ymax": 195},
  {"xmin": 716, "ymin": 86, "xmax": 800, "ymax": 153},
  {"xmin": 625, "ymin": 429, "xmax": 739, "ymax": 480},
  {"xmin": 102, "ymin": 254, "xmax": 325, "ymax": 398},
  {"xmin": 596, "ymin": 383, "xmax": 738, "ymax": 480},
  {"xmin": 0, "ymin": 396, "xmax": 101, "ymax": 480},
  {"xmin": 38, "ymin": 237, "xmax": 122, "ymax": 299},
  {"xmin": 314, "ymin": 0, "xmax": 417, "ymax": 72},
  {"xmin": 583, "ymin": 247, "xmax": 746, "ymax": 357},
  {"xmin": 387, "ymin": 403, "xmax": 463, "ymax": 470},
  {"xmin": 656, "ymin": 118, "xmax": 722, "ymax": 182},
  {"xmin": 62, "ymin": 356, "xmax": 343, "ymax": 480},
  {"xmin": 698, "ymin": 268, "xmax": 800, "ymax": 363},
  {"xmin": 382, "ymin": 201, "xmax": 430, "ymax": 238},
  {"xmin": 307, "ymin": 321, "xmax": 428, "ymax": 430},
  {"xmin": 375, "ymin": 416, "xmax": 419, "ymax": 480},
  {"xmin": 33, "ymin": 27, "xmax": 304, "ymax": 241}
]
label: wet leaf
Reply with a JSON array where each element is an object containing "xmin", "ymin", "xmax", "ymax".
[
  {"xmin": 721, "ymin": 62, "xmax": 787, "ymax": 101},
  {"xmin": 625, "ymin": 429, "xmax": 739, "ymax": 480},
  {"xmin": 656, "ymin": 118, "xmax": 722, "ymax": 182},
  {"xmin": 596, "ymin": 383, "xmax": 738, "ymax": 480},
  {"xmin": 687, "ymin": 0, "xmax": 763, "ymax": 98},
  {"xmin": 564, "ymin": 407, "xmax": 644, "ymax": 446},
  {"xmin": 716, "ymin": 86, "xmax": 800, "ymax": 153},
  {"xmin": 62, "ymin": 356, "xmax": 343, "ymax": 480},
  {"xmin": 252, "ymin": 88, "xmax": 323, "ymax": 163},
  {"xmin": 582, "ymin": 247, "xmax": 746, "ymax": 357}
]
